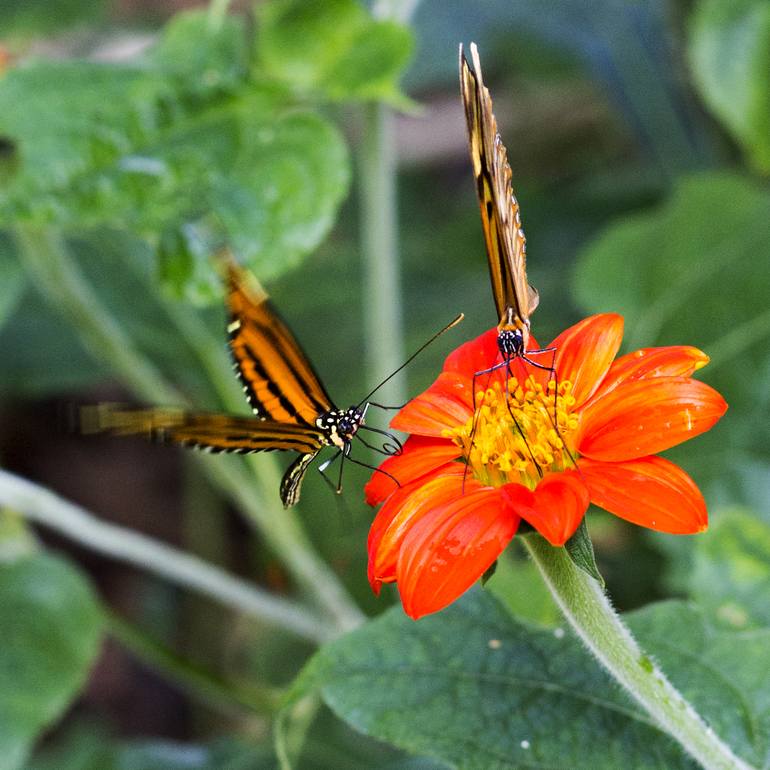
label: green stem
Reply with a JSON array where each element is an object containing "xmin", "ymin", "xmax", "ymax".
[
  {"xmin": 15, "ymin": 225, "xmax": 365, "ymax": 633},
  {"xmin": 359, "ymin": 102, "xmax": 406, "ymax": 410},
  {"xmin": 107, "ymin": 611, "xmax": 281, "ymax": 716},
  {"xmin": 0, "ymin": 467, "xmax": 333, "ymax": 643},
  {"xmin": 16, "ymin": 227, "xmax": 178, "ymax": 404},
  {"xmin": 523, "ymin": 534, "xmax": 753, "ymax": 770}
]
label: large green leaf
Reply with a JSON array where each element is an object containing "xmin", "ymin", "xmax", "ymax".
[
  {"xmin": 572, "ymin": 172, "xmax": 770, "ymax": 511},
  {"xmin": 691, "ymin": 508, "xmax": 770, "ymax": 630},
  {"xmin": 257, "ymin": 0, "xmax": 414, "ymax": 104},
  {"xmin": 688, "ymin": 0, "xmax": 770, "ymax": 173},
  {"xmin": 283, "ymin": 590, "xmax": 691, "ymax": 768},
  {"xmin": 0, "ymin": 553, "xmax": 103, "ymax": 770},
  {"xmin": 0, "ymin": 9, "xmax": 352, "ymax": 294},
  {"xmin": 283, "ymin": 589, "xmax": 769, "ymax": 768}
]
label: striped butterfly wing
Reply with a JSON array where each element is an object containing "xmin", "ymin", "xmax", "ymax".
[
  {"xmin": 80, "ymin": 405, "xmax": 326, "ymax": 455},
  {"xmin": 224, "ymin": 259, "xmax": 335, "ymax": 427},
  {"xmin": 81, "ymin": 404, "xmax": 323, "ymax": 508},
  {"xmin": 459, "ymin": 42, "xmax": 539, "ymax": 329}
]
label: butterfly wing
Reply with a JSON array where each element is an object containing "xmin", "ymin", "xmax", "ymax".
[
  {"xmin": 459, "ymin": 43, "xmax": 539, "ymax": 329},
  {"xmin": 224, "ymin": 258, "xmax": 335, "ymax": 427},
  {"xmin": 80, "ymin": 405, "xmax": 326, "ymax": 455}
]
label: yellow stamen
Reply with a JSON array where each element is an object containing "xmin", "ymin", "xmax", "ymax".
[{"xmin": 444, "ymin": 376, "xmax": 579, "ymax": 489}]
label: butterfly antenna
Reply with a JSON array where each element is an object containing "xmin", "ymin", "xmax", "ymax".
[{"xmin": 356, "ymin": 313, "xmax": 464, "ymax": 409}]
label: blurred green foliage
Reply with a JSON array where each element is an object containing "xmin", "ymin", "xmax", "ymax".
[
  {"xmin": 0, "ymin": 553, "xmax": 103, "ymax": 769},
  {"xmin": 1, "ymin": 0, "xmax": 769, "ymax": 766},
  {"xmin": 2, "ymin": 0, "xmax": 107, "ymax": 41},
  {"xmin": 689, "ymin": 0, "xmax": 770, "ymax": 173}
]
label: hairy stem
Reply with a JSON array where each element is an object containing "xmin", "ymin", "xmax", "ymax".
[{"xmin": 523, "ymin": 534, "xmax": 753, "ymax": 770}]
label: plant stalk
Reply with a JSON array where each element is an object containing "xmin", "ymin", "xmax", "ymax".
[
  {"xmin": 523, "ymin": 534, "xmax": 753, "ymax": 770},
  {"xmin": 359, "ymin": 102, "xmax": 406, "ymax": 412},
  {"xmin": 107, "ymin": 611, "xmax": 281, "ymax": 715},
  {"xmin": 0, "ymin": 468, "xmax": 333, "ymax": 643},
  {"xmin": 15, "ymin": 225, "xmax": 364, "ymax": 633}
]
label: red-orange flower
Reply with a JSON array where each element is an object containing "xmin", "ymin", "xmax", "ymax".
[{"xmin": 365, "ymin": 314, "xmax": 727, "ymax": 619}]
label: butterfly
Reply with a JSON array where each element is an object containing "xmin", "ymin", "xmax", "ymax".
[
  {"xmin": 83, "ymin": 256, "xmax": 462, "ymax": 507},
  {"xmin": 459, "ymin": 42, "xmax": 555, "ymax": 380}
]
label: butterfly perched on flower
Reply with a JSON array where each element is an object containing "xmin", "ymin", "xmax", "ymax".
[
  {"xmin": 459, "ymin": 43, "xmax": 555, "ymax": 383},
  {"xmin": 83, "ymin": 256, "xmax": 462, "ymax": 508}
]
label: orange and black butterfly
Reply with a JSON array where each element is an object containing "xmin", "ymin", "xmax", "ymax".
[
  {"xmin": 83, "ymin": 257, "xmax": 461, "ymax": 507},
  {"xmin": 459, "ymin": 42, "xmax": 555, "ymax": 378}
]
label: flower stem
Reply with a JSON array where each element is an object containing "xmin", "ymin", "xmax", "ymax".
[
  {"xmin": 0, "ymin": 468, "xmax": 333, "ymax": 643},
  {"xmin": 14, "ymin": 225, "xmax": 364, "ymax": 633},
  {"xmin": 523, "ymin": 534, "xmax": 752, "ymax": 770},
  {"xmin": 107, "ymin": 611, "xmax": 281, "ymax": 715},
  {"xmin": 359, "ymin": 101, "xmax": 406, "ymax": 411}
]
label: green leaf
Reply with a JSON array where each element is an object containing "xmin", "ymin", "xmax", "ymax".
[
  {"xmin": 0, "ymin": 18, "xmax": 352, "ymax": 290},
  {"xmin": 257, "ymin": 0, "xmax": 414, "ymax": 104},
  {"xmin": 0, "ymin": 553, "xmax": 103, "ymax": 770},
  {"xmin": 2, "ymin": 0, "xmax": 106, "ymax": 39},
  {"xmin": 572, "ymin": 172, "xmax": 770, "ymax": 512},
  {"xmin": 688, "ymin": 0, "xmax": 770, "ymax": 173},
  {"xmin": 626, "ymin": 601, "xmax": 770, "ymax": 767},
  {"xmin": 564, "ymin": 519, "xmax": 604, "ymax": 585},
  {"xmin": 213, "ymin": 110, "xmax": 350, "ymax": 280},
  {"xmin": 691, "ymin": 508, "xmax": 770, "ymax": 630},
  {"xmin": 282, "ymin": 590, "xmax": 691, "ymax": 768},
  {"xmin": 152, "ymin": 9, "xmax": 248, "ymax": 99},
  {"xmin": 284, "ymin": 589, "xmax": 769, "ymax": 767}
]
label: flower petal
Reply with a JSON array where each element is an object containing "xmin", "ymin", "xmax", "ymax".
[
  {"xmin": 443, "ymin": 327, "xmax": 499, "ymax": 378},
  {"xmin": 367, "ymin": 466, "xmax": 471, "ymax": 592},
  {"xmin": 587, "ymin": 346, "xmax": 710, "ymax": 406},
  {"xmin": 391, "ymin": 372, "xmax": 474, "ymax": 436},
  {"xmin": 364, "ymin": 435, "xmax": 461, "ymax": 506},
  {"xmin": 502, "ymin": 470, "xmax": 589, "ymax": 546},
  {"xmin": 396, "ymin": 488, "xmax": 518, "ymax": 619},
  {"xmin": 578, "ymin": 376, "xmax": 728, "ymax": 461},
  {"xmin": 580, "ymin": 456, "xmax": 707, "ymax": 534},
  {"xmin": 533, "ymin": 314, "xmax": 623, "ymax": 407}
]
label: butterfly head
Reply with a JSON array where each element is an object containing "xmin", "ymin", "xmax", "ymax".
[
  {"xmin": 317, "ymin": 406, "xmax": 364, "ymax": 449},
  {"xmin": 497, "ymin": 323, "xmax": 528, "ymax": 359}
]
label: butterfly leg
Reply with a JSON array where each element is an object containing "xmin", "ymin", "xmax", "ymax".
[
  {"xmin": 345, "ymin": 450, "xmax": 403, "ymax": 488},
  {"xmin": 464, "ymin": 360, "xmax": 506, "ymax": 492},
  {"xmin": 502, "ymin": 358, "xmax": 543, "ymax": 478},
  {"xmin": 367, "ymin": 401, "xmax": 408, "ymax": 411},
  {"xmin": 317, "ymin": 449, "xmax": 343, "ymax": 496},
  {"xmin": 357, "ymin": 424, "xmax": 403, "ymax": 456},
  {"xmin": 521, "ymin": 348, "xmax": 580, "ymax": 473}
]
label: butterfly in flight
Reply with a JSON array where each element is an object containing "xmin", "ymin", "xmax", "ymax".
[
  {"xmin": 459, "ymin": 42, "xmax": 556, "ymax": 383},
  {"xmin": 82, "ymin": 256, "xmax": 462, "ymax": 507}
]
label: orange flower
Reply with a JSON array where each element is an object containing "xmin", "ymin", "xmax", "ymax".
[{"xmin": 365, "ymin": 314, "xmax": 727, "ymax": 619}]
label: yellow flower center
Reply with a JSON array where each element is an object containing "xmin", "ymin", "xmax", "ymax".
[{"xmin": 445, "ymin": 376, "xmax": 579, "ymax": 489}]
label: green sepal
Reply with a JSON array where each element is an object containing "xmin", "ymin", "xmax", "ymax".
[{"xmin": 565, "ymin": 518, "xmax": 604, "ymax": 586}]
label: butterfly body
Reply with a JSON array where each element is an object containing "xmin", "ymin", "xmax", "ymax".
[
  {"xmin": 315, "ymin": 406, "xmax": 365, "ymax": 450},
  {"xmin": 82, "ymin": 258, "xmax": 385, "ymax": 508},
  {"xmin": 459, "ymin": 42, "xmax": 540, "ymax": 361}
]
